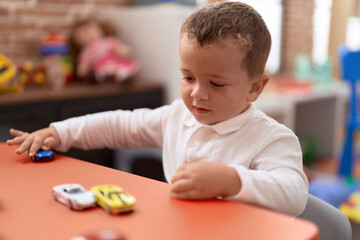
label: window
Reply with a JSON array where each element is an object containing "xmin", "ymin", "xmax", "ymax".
[{"xmin": 312, "ymin": 0, "xmax": 332, "ymax": 65}]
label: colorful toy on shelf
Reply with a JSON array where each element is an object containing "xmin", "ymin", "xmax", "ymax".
[
  {"xmin": 0, "ymin": 53, "xmax": 16, "ymax": 86},
  {"xmin": 0, "ymin": 53, "xmax": 24, "ymax": 94},
  {"xmin": 52, "ymin": 184, "xmax": 97, "ymax": 210},
  {"xmin": 41, "ymin": 32, "xmax": 68, "ymax": 57},
  {"xmin": 91, "ymin": 185, "xmax": 136, "ymax": 214},
  {"xmin": 339, "ymin": 191, "xmax": 360, "ymax": 224},
  {"xmin": 18, "ymin": 61, "xmax": 47, "ymax": 87},
  {"xmin": 43, "ymin": 55, "xmax": 68, "ymax": 90},
  {"xmin": 40, "ymin": 31, "xmax": 74, "ymax": 88}
]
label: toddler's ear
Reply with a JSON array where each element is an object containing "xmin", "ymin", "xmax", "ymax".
[{"xmin": 247, "ymin": 74, "xmax": 270, "ymax": 102}]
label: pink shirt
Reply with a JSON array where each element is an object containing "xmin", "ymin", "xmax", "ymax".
[{"xmin": 52, "ymin": 99, "xmax": 308, "ymax": 216}]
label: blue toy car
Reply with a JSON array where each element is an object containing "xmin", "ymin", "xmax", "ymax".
[{"xmin": 34, "ymin": 150, "xmax": 54, "ymax": 162}]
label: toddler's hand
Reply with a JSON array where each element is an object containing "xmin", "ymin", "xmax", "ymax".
[
  {"xmin": 170, "ymin": 162, "xmax": 241, "ymax": 200},
  {"xmin": 6, "ymin": 126, "xmax": 60, "ymax": 157}
]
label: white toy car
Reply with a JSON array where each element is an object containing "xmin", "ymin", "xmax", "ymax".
[{"xmin": 52, "ymin": 184, "xmax": 96, "ymax": 210}]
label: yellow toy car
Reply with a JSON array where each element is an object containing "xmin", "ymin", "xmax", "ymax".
[{"xmin": 91, "ymin": 185, "xmax": 136, "ymax": 214}]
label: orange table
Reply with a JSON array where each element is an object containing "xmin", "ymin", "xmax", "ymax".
[{"xmin": 0, "ymin": 143, "xmax": 319, "ymax": 240}]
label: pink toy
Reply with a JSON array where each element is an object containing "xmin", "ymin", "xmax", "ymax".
[{"xmin": 68, "ymin": 19, "xmax": 138, "ymax": 83}]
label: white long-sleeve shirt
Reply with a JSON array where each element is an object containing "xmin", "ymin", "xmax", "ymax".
[{"xmin": 51, "ymin": 99, "xmax": 308, "ymax": 216}]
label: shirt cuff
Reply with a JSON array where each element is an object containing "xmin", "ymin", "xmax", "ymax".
[
  {"xmin": 225, "ymin": 164, "xmax": 252, "ymax": 201},
  {"xmin": 50, "ymin": 121, "xmax": 69, "ymax": 152}
]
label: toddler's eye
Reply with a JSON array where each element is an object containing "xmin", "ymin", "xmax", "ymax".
[
  {"xmin": 182, "ymin": 76, "xmax": 194, "ymax": 81},
  {"xmin": 211, "ymin": 82, "xmax": 225, "ymax": 87}
]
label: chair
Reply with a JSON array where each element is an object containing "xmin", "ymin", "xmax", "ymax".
[
  {"xmin": 338, "ymin": 46, "xmax": 360, "ymax": 176},
  {"xmin": 115, "ymin": 148, "xmax": 165, "ymax": 182},
  {"xmin": 298, "ymin": 194, "xmax": 352, "ymax": 240}
]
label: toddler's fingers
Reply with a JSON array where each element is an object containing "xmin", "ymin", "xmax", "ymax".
[
  {"xmin": 16, "ymin": 135, "xmax": 35, "ymax": 154},
  {"xmin": 171, "ymin": 173, "xmax": 181, "ymax": 184},
  {"xmin": 171, "ymin": 189, "xmax": 198, "ymax": 200},
  {"xmin": 7, "ymin": 136, "xmax": 25, "ymax": 146},
  {"xmin": 171, "ymin": 179, "xmax": 193, "ymax": 193},
  {"xmin": 42, "ymin": 137, "xmax": 56, "ymax": 150},
  {"xmin": 9, "ymin": 128, "xmax": 27, "ymax": 137},
  {"xmin": 28, "ymin": 136, "xmax": 43, "ymax": 157},
  {"xmin": 171, "ymin": 168, "xmax": 189, "ymax": 184},
  {"xmin": 7, "ymin": 129, "xmax": 29, "ymax": 145}
]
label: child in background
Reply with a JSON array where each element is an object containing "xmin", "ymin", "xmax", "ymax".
[
  {"xmin": 7, "ymin": 1, "xmax": 308, "ymax": 216},
  {"xmin": 68, "ymin": 18, "xmax": 138, "ymax": 83}
]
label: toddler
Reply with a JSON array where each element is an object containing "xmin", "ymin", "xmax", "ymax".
[{"xmin": 7, "ymin": 1, "xmax": 308, "ymax": 216}]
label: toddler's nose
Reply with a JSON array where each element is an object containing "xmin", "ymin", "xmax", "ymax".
[{"xmin": 191, "ymin": 83, "xmax": 209, "ymax": 100}]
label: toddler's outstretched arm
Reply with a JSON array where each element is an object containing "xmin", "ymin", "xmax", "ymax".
[
  {"xmin": 171, "ymin": 162, "xmax": 241, "ymax": 199},
  {"xmin": 6, "ymin": 127, "xmax": 60, "ymax": 158}
]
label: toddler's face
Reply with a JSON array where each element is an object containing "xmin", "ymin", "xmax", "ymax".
[{"xmin": 180, "ymin": 35, "xmax": 255, "ymax": 125}]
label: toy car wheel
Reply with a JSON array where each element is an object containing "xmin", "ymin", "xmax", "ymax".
[
  {"xmin": 105, "ymin": 205, "xmax": 112, "ymax": 214},
  {"xmin": 67, "ymin": 200, "xmax": 73, "ymax": 210},
  {"xmin": 52, "ymin": 190, "xmax": 57, "ymax": 200}
]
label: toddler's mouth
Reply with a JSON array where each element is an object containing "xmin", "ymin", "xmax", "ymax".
[{"xmin": 194, "ymin": 106, "xmax": 210, "ymax": 114}]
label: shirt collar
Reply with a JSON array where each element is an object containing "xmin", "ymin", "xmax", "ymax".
[
  {"xmin": 184, "ymin": 103, "xmax": 257, "ymax": 135},
  {"xmin": 184, "ymin": 113, "xmax": 198, "ymax": 128}
]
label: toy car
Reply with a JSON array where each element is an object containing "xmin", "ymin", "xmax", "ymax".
[
  {"xmin": 52, "ymin": 184, "xmax": 96, "ymax": 210},
  {"xmin": 34, "ymin": 149, "xmax": 54, "ymax": 162},
  {"xmin": 91, "ymin": 185, "xmax": 136, "ymax": 214}
]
